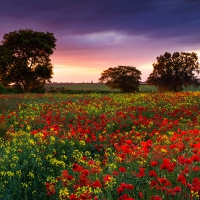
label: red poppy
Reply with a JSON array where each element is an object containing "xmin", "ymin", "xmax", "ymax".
[
  {"xmin": 178, "ymin": 156, "xmax": 186, "ymax": 165},
  {"xmin": 136, "ymin": 168, "xmax": 145, "ymax": 177},
  {"xmin": 125, "ymin": 140, "xmax": 132, "ymax": 145},
  {"xmin": 70, "ymin": 194, "xmax": 77, "ymax": 200},
  {"xmin": 121, "ymin": 145, "xmax": 130, "ymax": 153},
  {"xmin": 112, "ymin": 170, "xmax": 119, "ymax": 176},
  {"xmin": 151, "ymin": 161, "xmax": 158, "ymax": 167},
  {"xmin": 185, "ymin": 158, "xmax": 192, "ymax": 165},
  {"xmin": 79, "ymin": 174, "xmax": 90, "ymax": 186},
  {"xmin": 91, "ymin": 167, "xmax": 101, "ymax": 174},
  {"xmin": 151, "ymin": 195, "xmax": 162, "ymax": 200},
  {"xmin": 191, "ymin": 154, "xmax": 200, "ymax": 162},
  {"xmin": 149, "ymin": 170, "xmax": 157, "ymax": 177},
  {"xmin": 119, "ymin": 194, "xmax": 135, "ymax": 200},
  {"xmin": 138, "ymin": 192, "xmax": 143, "ymax": 198},
  {"xmin": 82, "ymin": 169, "xmax": 90, "ymax": 176},
  {"xmin": 160, "ymin": 159, "xmax": 175, "ymax": 172},
  {"xmin": 62, "ymin": 170, "xmax": 68, "ymax": 177},
  {"xmin": 126, "ymin": 184, "xmax": 134, "ymax": 190},
  {"xmin": 117, "ymin": 186, "xmax": 124, "ymax": 194},
  {"xmin": 177, "ymin": 174, "xmax": 187, "ymax": 185},
  {"xmin": 119, "ymin": 167, "xmax": 127, "ymax": 173},
  {"xmin": 192, "ymin": 178, "xmax": 200, "ymax": 186},
  {"xmin": 72, "ymin": 164, "xmax": 82, "ymax": 172},
  {"xmin": 103, "ymin": 174, "xmax": 112, "ymax": 183},
  {"xmin": 173, "ymin": 186, "xmax": 181, "ymax": 193},
  {"xmin": 66, "ymin": 175, "xmax": 73, "ymax": 181},
  {"xmin": 45, "ymin": 182, "xmax": 56, "ymax": 196},
  {"xmin": 192, "ymin": 166, "xmax": 199, "ymax": 171},
  {"xmin": 166, "ymin": 188, "xmax": 176, "ymax": 197},
  {"xmin": 150, "ymin": 180, "xmax": 158, "ymax": 188},
  {"xmin": 91, "ymin": 180, "xmax": 102, "ymax": 188},
  {"xmin": 158, "ymin": 177, "xmax": 171, "ymax": 186},
  {"xmin": 118, "ymin": 153, "xmax": 126, "ymax": 161}
]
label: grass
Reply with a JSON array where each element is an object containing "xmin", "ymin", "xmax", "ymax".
[
  {"xmin": 45, "ymin": 83, "xmax": 119, "ymax": 91},
  {"xmin": 45, "ymin": 83, "xmax": 200, "ymax": 93},
  {"xmin": 45, "ymin": 83, "xmax": 158, "ymax": 92}
]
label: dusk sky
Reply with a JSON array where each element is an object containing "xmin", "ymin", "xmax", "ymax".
[{"xmin": 1, "ymin": 0, "xmax": 200, "ymax": 83}]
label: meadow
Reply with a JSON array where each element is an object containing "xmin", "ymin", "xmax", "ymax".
[
  {"xmin": 1, "ymin": 92, "xmax": 200, "ymax": 199},
  {"xmin": 45, "ymin": 83, "xmax": 200, "ymax": 93}
]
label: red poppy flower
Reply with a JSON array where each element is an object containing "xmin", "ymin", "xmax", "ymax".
[
  {"xmin": 185, "ymin": 158, "xmax": 192, "ymax": 165},
  {"xmin": 72, "ymin": 164, "xmax": 82, "ymax": 172},
  {"xmin": 192, "ymin": 166, "xmax": 199, "ymax": 171},
  {"xmin": 121, "ymin": 145, "xmax": 130, "ymax": 153},
  {"xmin": 173, "ymin": 186, "xmax": 181, "ymax": 192},
  {"xmin": 149, "ymin": 170, "xmax": 157, "ymax": 177},
  {"xmin": 191, "ymin": 154, "xmax": 200, "ymax": 162},
  {"xmin": 192, "ymin": 178, "xmax": 200, "ymax": 186},
  {"xmin": 45, "ymin": 182, "xmax": 56, "ymax": 196},
  {"xmin": 119, "ymin": 167, "xmax": 127, "ymax": 173},
  {"xmin": 70, "ymin": 194, "xmax": 77, "ymax": 200},
  {"xmin": 158, "ymin": 177, "xmax": 171, "ymax": 186},
  {"xmin": 166, "ymin": 188, "xmax": 176, "ymax": 197},
  {"xmin": 138, "ymin": 191, "xmax": 143, "ymax": 198},
  {"xmin": 117, "ymin": 186, "xmax": 124, "ymax": 194},
  {"xmin": 103, "ymin": 174, "xmax": 112, "ymax": 183},
  {"xmin": 119, "ymin": 183, "xmax": 126, "ymax": 188},
  {"xmin": 82, "ymin": 169, "xmax": 90, "ymax": 176},
  {"xmin": 151, "ymin": 161, "xmax": 158, "ymax": 167},
  {"xmin": 136, "ymin": 168, "xmax": 145, "ymax": 177},
  {"xmin": 91, "ymin": 180, "xmax": 102, "ymax": 188},
  {"xmin": 178, "ymin": 156, "xmax": 186, "ymax": 165},
  {"xmin": 126, "ymin": 184, "xmax": 134, "ymax": 190},
  {"xmin": 150, "ymin": 180, "xmax": 158, "ymax": 188},
  {"xmin": 66, "ymin": 175, "xmax": 73, "ymax": 181},
  {"xmin": 118, "ymin": 194, "xmax": 134, "ymax": 200},
  {"xmin": 62, "ymin": 170, "xmax": 68, "ymax": 177},
  {"xmin": 79, "ymin": 174, "xmax": 90, "ymax": 186},
  {"xmin": 151, "ymin": 195, "xmax": 162, "ymax": 200},
  {"xmin": 177, "ymin": 174, "xmax": 187, "ymax": 185},
  {"xmin": 125, "ymin": 140, "xmax": 132, "ymax": 145},
  {"xmin": 112, "ymin": 170, "xmax": 119, "ymax": 176}
]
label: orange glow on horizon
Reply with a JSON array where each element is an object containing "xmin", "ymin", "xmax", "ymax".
[{"xmin": 50, "ymin": 49, "xmax": 200, "ymax": 83}]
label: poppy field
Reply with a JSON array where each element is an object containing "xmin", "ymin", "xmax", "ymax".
[{"xmin": 1, "ymin": 92, "xmax": 200, "ymax": 200}]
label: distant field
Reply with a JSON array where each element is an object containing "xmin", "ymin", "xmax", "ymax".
[
  {"xmin": 45, "ymin": 83, "xmax": 118, "ymax": 91},
  {"xmin": 45, "ymin": 83, "xmax": 200, "ymax": 92}
]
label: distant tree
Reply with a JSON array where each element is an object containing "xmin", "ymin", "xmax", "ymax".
[
  {"xmin": 147, "ymin": 52, "xmax": 200, "ymax": 92},
  {"xmin": 99, "ymin": 66, "xmax": 141, "ymax": 92},
  {"xmin": 0, "ymin": 29, "xmax": 56, "ymax": 92}
]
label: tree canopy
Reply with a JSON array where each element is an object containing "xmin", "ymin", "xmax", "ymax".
[
  {"xmin": 0, "ymin": 29, "xmax": 56, "ymax": 92},
  {"xmin": 99, "ymin": 66, "xmax": 141, "ymax": 92},
  {"xmin": 147, "ymin": 52, "xmax": 200, "ymax": 92}
]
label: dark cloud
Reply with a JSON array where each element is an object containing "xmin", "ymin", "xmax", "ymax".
[{"xmin": 1, "ymin": 0, "xmax": 200, "ymax": 45}]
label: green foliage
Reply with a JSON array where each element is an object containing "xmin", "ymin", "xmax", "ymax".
[
  {"xmin": 0, "ymin": 29, "xmax": 56, "ymax": 92},
  {"xmin": 99, "ymin": 66, "xmax": 142, "ymax": 92},
  {"xmin": 0, "ymin": 84, "xmax": 7, "ymax": 94},
  {"xmin": 147, "ymin": 52, "xmax": 200, "ymax": 92}
]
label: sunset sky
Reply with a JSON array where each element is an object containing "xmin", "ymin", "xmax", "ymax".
[{"xmin": 1, "ymin": 0, "xmax": 200, "ymax": 83}]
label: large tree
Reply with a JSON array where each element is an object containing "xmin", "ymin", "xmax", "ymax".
[
  {"xmin": 147, "ymin": 52, "xmax": 200, "ymax": 92},
  {"xmin": 99, "ymin": 66, "xmax": 141, "ymax": 92},
  {"xmin": 0, "ymin": 29, "xmax": 56, "ymax": 92}
]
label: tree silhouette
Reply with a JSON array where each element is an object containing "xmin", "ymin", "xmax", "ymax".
[
  {"xmin": 147, "ymin": 52, "xmax": 200, "ymax": 92},
  {"xmin": 99, "ymin": 66, "xmax": 141, "ymax": 92},
  {"xmin": 0, "ymin": 29, "xmax": 56, "ymax": 92}
]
